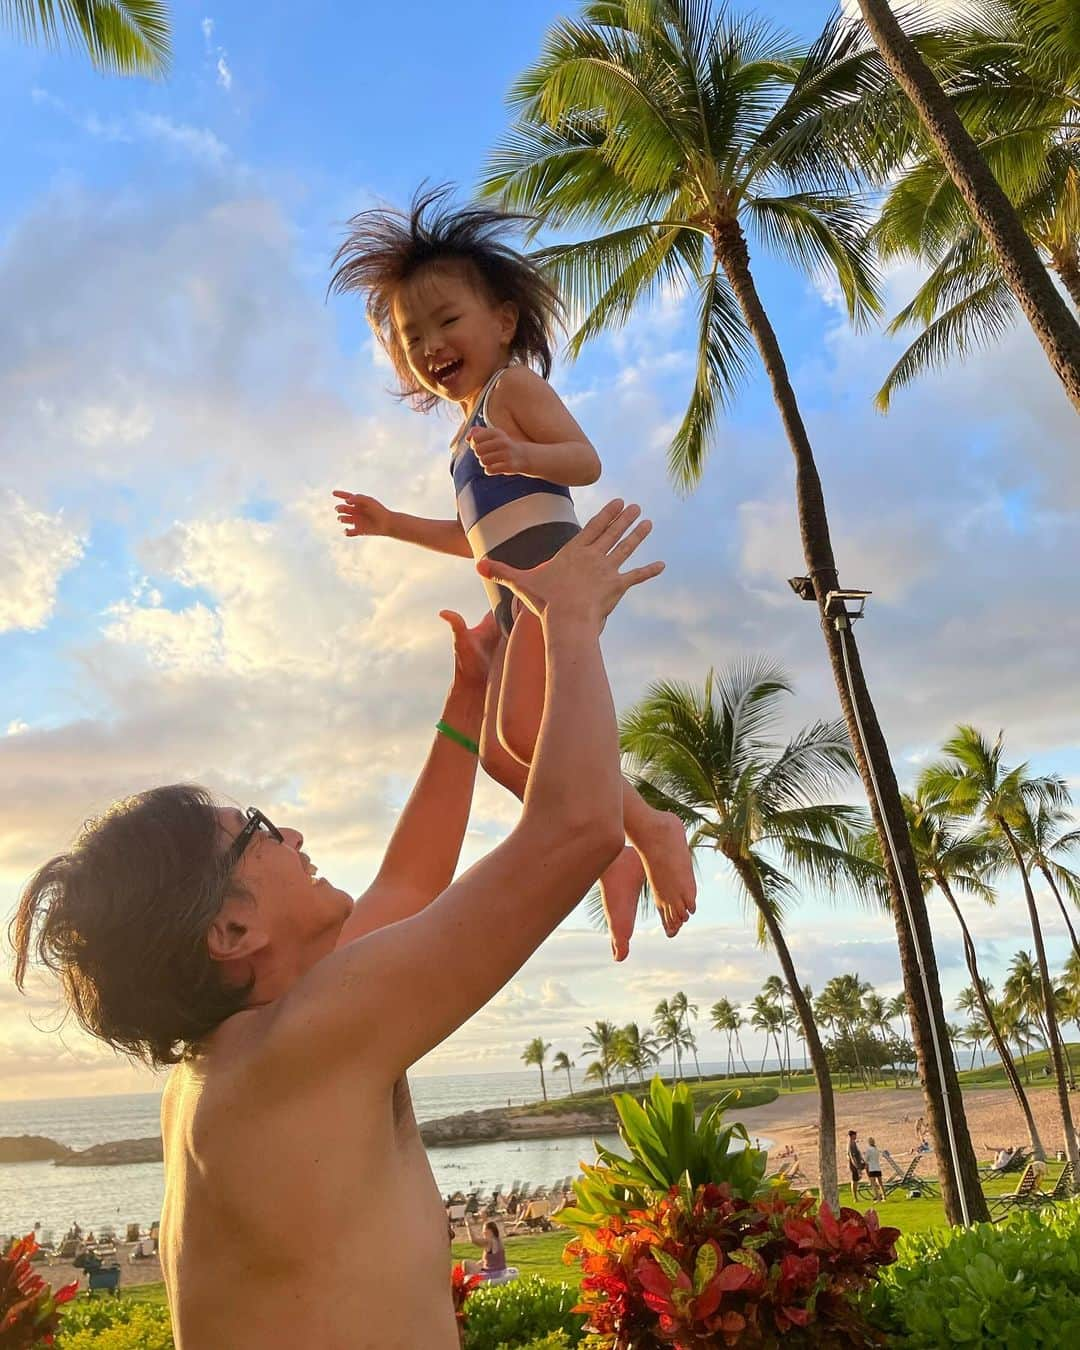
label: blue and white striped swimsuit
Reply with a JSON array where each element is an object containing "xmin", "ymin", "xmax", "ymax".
[{"xmin": 451, "ymin": 367, "xmax": 580, "ymax": 634}]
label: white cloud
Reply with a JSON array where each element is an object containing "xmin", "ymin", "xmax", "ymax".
[
  {"xmin": 0, "ymin": 491, "xmax": 85, "ymax": 633},
  {"xmin": 2, "ymin": 174, "xmax": 1079, "ymax": 1095},
  {"xmin": 216, "ymin": 56, "xmax": 233, "ymax": 92}
]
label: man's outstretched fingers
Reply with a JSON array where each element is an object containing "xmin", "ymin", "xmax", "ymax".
[
  {"xmin": 622, "ymin": 561, "xmax": 665, "ymax": 591},
  {"xmin": 608, "ymin": 518, "xmax": 653, "ymax": 567},
  {"xmin": 579, "ymin": 499, "xmax": 625, "ymax": 544},
  {"xmin": 595, "ymin": 503, "xmax": 641, "ymax": 553}
]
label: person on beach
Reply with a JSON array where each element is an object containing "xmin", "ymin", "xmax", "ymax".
[
  {"xmin": 11, "ymin": 501, "xmax": 658, "ymax": 1350},
  {"xmin": 864, "ymin": 1136, "xmax": 885, "ymax": 1202},
  {"xmin": 329, "ymin": 187, "xmax": 696, "ymax": 962},
  {"xmin": 847, "ymin": 1129, "xmax": 866, "ymax": 1202},
  {"xmin": 462, "ymin": 1218, "xmax": 507, "ymax": 1280}
]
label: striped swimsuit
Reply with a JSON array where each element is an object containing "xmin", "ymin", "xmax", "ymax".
[{"xmin": 451, "ymin": 366, "xmax": 580, "ymax": 635}]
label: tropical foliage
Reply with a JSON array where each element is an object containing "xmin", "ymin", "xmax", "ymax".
[
  {"xmin": 0, "ymin": 0, "xmax": 171, "ymax": 75},
  {"xmin": 0, "ymin": 1235, "xmax": 77, "ymax": 1350}
]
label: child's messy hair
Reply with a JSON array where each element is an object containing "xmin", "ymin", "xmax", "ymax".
[{"xmin": 329, "ymin": 184, "xmax": 564, "ymax": 412}]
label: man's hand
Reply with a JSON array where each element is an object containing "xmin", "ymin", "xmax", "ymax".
[
  {"xmin": 468, "ymin": 426, "xmax": 530, "ymax": 476},
  {"xmin": 440, "ymin": 610, "xmax": 500, "ymax": 691},
  {"xmin": 477, "ymin": 500, "xmax": 663, "ymax": 631},
  {"xmin": 333, "ymin": 490, "xmax": 392, "ymax": 537}
]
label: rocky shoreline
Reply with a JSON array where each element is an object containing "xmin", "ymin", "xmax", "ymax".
[
  {"xmin": 0, "ymin": 1105, "xmax": 615, "ymax": 1168},
  {"xmin": 418, "ymin": 1105, "xmax": 616, "ymax": 1147}
]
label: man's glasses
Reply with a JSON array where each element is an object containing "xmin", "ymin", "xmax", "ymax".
[{"xmin": 226, "ymin": 807, "xmax": 284, "ymax": 867}]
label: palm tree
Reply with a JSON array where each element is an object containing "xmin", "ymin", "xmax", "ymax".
[
  {"xmin": 1014, "ymin": 802, "xmax": 1080, "ymax": 959},
  {"xmin": 996, "ymin": 996, "xmax": 1040, "ymax": 1083},
  {"xmin": 956, "ymin": 988, "xmax": 988, "ymax": 1069},
  {"xmin": 2, "ymin": 0, "xmax": 171, "ymax": 75},
  {"xmin": 898, "ymin": 785, "xmax": 1046, "ymax": 1160},
  {"xmin": 710, "ymin": 999, "xmax": 751, "ymax": 1078},
  {"xmin": 583, "ymin": 1059, "xmax": 607, "ymax": 1089},
  {"xmin": 887, "ymin": 992, "xmax": 909, "ymax": 1045},
  {"xmin": 817, "ymin": 974, "xmax": 873, "ymax": 1086},
  {"xmin": 653, "ymin": 999, "xmax": 688, "ymax": 1082},
  {"xmin": 485, "ymin": 0, "xmax": 987, "ymax": 1222},
  {"xmin": 617, "ymin": 1021, "xmax": 661, "ymax": 1083},
  {"xmin": 582, "ymin": 1020, "xmax": 619, "ymax": 1091},
  {"xmin": 763, "ymin": 974, "xmax": 792, "ymax": 1084},
  {"xmin": 552, "ymin": 1050, "xmax": 575, "ymax": 1097},
  {"xmin": 522, "ymin": 1036, "xmax": 551, "ymax": 1102},
  {"xmin": 671, "ymin": 991, "xmax": 703, "ymax": 1080},
  {"xmin": 750, "ymin": 993, "xmax": 785, "ymax": 1079},
  {"xmin": 618, "ymin": 660, "xmax": 884, "ymax": 1210},
  {"xmin": 924, "ymin": 727, "xmax": 1079, "ymax": 1173},
  {"xmin": 851, "ymin": 0, "xmax": 1080, "ymax": 410},
  {"xmin": 867, "ymin": 0, "xmax": 1080, "ymax": 408}
]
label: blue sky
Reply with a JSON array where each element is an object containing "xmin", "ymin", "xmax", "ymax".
[{"xmin": 1, "ymin": 1, "xmax": 1078, "ymax": 1099}]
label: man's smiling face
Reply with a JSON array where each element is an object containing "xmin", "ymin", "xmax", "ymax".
[{"xmin": 212, "ymin": 807, "xmax": 354, "ymax": 987}]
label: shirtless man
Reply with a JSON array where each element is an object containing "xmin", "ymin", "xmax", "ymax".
[{"xmin": 10, "ymin": 500, "xmax": 660, "ymax": 1349}]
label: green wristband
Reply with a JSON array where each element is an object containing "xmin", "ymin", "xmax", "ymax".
[{"xmin": 436, "ymin": 719, "xmax": 480, "ymax": 756}]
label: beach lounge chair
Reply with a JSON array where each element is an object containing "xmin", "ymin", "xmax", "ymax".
[
  {"xmin": 447, "ymin": 1203, "xmax": 467, "ymax": 1224},
  {"xmin": 989, "ymin": 1162, "xmax": 1041, "ymax": 1218},
  {"xmin": 54, "ymin": 1236, "xmax": 81, "ymax": 1261},
  {"xmin": 979, "ymin": 1147, "xmax": 1030, "ymax": 1179},
  {"xmin": 1032, "ymin": 1161, "xmax": 1075, "ymax": 1207},
  {"xmin": 512, "ymin": 1198, "xmax": 553, "ymax": 1232},
  {"xmin": 883, "ymin": 1155, "xmax": 923, "ymax": 1197}
]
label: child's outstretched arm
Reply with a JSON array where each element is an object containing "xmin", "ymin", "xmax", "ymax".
[
  {"xmin": 469, "ymin": 365, "xmax": 601, "ymax": 486},
  {"xmin": 333, "ymin": 490, "xmax": 471, "ymax": 557}
]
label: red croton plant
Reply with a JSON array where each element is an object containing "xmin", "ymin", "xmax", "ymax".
[
  {"xmin": 1, "ymin": 1235, "xmax": 78, "ymax": 1350},
  {"xmin": 450, "ymin": 1261, "xmax": 483, "ymax": 1345},
  {"xmin": 566, "ymin": 1182, "xmax": 900, "ymax": 1348}
]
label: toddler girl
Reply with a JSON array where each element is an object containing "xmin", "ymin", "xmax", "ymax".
[{"xmin": 330, "ymin": 188, "xmax": 695, "ymax": 960}]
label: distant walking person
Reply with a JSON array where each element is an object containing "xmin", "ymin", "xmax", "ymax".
[
  {"xmin": 847, "ymin": 1129, "xmax": 866, "ymax": 1202},
  {"xmin": 864, "ymin": 1136, "xmax": 885, "ymax": 1202}
]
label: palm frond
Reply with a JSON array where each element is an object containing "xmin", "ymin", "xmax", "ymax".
[
  {"xmin": 666, "ymin": 258, "xmax": 754, "ymax": 489},
  {"xmin": 534, "ymin": 222, "xmax": 703, "ymax": 358},
  {"xmin": 756, "ymin": 718, "xmax": 857, "ymax": 810},
  {"xmin": 875, "ymin": 271, "xmax": 1017, "ymax": 410},
  {"xmin": 1, "ymin": 0, "xmax": 171, "ymax": 74},
  {"xmin": 746, "ymin": 191, "xmax": 881, "ymax": 327}
]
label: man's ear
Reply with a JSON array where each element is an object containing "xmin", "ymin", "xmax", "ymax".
[{"xmin": 207, "ymin": 892, "xmax": 268, "ymax": 966}]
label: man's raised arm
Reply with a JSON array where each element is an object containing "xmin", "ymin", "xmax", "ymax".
[
  {"xmin": 284, "ymin": 501, "xmax": 662, "ymax": 1079},
  {"xmin": 338, "ymin": 612, "xmax": 498, "ymax": 943}
]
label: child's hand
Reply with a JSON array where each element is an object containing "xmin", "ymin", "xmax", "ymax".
[
  {"xmin": 333, "ymin": 490, "xmax": 392, "ymax": 538},
  {"xmin": 467, "ymin": 426, "xmax": 529, "ymax": 476}
]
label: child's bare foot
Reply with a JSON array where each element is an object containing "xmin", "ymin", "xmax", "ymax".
[
  {"xmin": 635, "ymin": 810, "xmax": 696, "ymax": 938},
  {"xmin": 601, "ymin": 846, "xmax": 645, "ymax": 962}
]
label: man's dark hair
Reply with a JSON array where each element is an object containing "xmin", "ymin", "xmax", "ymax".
[
  {"xmin": 328, "ymin": 184, "xmax": 564, "ymax": 412},
  {"xmin": 9, "ymin": 785, "xmax": 253, "ymax": 1068}
]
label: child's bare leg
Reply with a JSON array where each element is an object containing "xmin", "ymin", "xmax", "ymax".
[{"xmin": 498, "ymin": 610, "xmax": 695, "ymax": 960}]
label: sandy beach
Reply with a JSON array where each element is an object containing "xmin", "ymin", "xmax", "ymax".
[
  {"xmin": 39, "ymin": 1241, "xmax": 164, "ymax": 1293},
  {"xmin": 735, "ymin": 1085, "xmax": 1069, "ymax": 1186}
]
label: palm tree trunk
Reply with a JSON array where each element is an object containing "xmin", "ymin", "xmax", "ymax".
[
  {"xmin": 1052, "ymin": 247, "xmax": 1080, "ymax": 312},
  {"xmin": 539, "ymin": 1063, "xmax": 547, "ymax": 1102},
  {"xmin": 733, "ymin": 858, "xmax": 839, "ymax": 1209},
  {"xmin": 565, "ymin": 1067, "xmax": 574, "ymax": 1096},
  {"xmin": 937, "ymin": 876, "xmax": 1047, "ymax": 1160},
  {"xmin": 736, "ymin": 1033, "xmax": 752, "ymax": 1078},
  {"xmin": 854, "ymin": 0, "xmax": 1080, "ymax": 413},
  {"xmin": 715, "ymin": 217, "xmax": 988, "ymax": 1224},
  {"xmin": 1000, "ymin": 822, "xmax": 1080, "ymax": 1172},
  {"xmin": 1039, "ymin": 863, "xmax": 1080, "ymax": 959}
]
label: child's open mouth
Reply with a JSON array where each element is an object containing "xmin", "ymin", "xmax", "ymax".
[{"xmin": 431, "ymin": 358, "xmax": 463, "ymax": 387}]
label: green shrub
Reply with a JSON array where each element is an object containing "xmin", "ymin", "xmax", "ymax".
[
  {"xmin": 56, "ymin": 1299, "xmax": 173, "ymax": 1349},
  {"xmin": 462, "ymin": 1276, "xmax": 583, "ymax": 1349},
  {"xmin": 865, "ymin": 1199, "xmax": 1080, "ymax": 1347},
  {"xmin": 496, "ymin": 1334, "xmax": 573, "ymax": 1350}
]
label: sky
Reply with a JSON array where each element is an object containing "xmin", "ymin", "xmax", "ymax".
[{"xmin": 1, "ymin": 0, "xmax": 1078, "ymax": 1101}]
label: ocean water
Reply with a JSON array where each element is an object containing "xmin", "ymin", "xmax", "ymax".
[
  {"xmin": 0, "ymin": 1069, "xmax": 622, "ymax": 1241},
  {"xmin": 0, "ymin": 1062, "xmax": 770, "ymax": 1241}
]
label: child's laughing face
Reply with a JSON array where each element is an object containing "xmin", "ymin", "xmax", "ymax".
[{"xmin": 391, "ymin": 264, "xmax": 517, "ymax": 409}]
